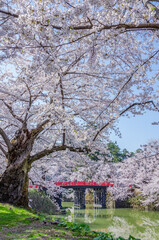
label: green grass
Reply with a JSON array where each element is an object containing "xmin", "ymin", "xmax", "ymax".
[
  {"xmin": 0, "ymin": 203, "xmax": 141, "ymax": 240},
  {"xmin": 0, "ymin": 203, "xmax": 44, "ymax": 229},
  {"xmin": 62, "ymin": 201, "xmax": 74, "ymax": 208}
]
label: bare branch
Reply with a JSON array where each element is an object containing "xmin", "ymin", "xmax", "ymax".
[{"xmin": 93, "ymin": 100, "xmax": 159, "ymax": 141}]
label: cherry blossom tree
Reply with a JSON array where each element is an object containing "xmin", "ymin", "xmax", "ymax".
[
  {"xmin": 0, "ymin": 0, "xmax": 159, "ymax": 207},
  {"xmin": 108, "ymin": 140, "xmax": 159, "ymax": 207},
  {"xmin": 29, "ymin": 153, "xmax": 76, "ymax": 199}
]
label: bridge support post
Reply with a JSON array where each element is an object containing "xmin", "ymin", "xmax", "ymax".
[
  {"xmin": 94, "ymin": 188, "xmax": 106, "ymax": 208},
  {"xmin": 74, "ymin": 189, "xmax": 78, "ymax": 207},
  {"xmin": 54, "ymin": 192, "xmax": 62, "ymax": 208},
  {"xmin": 94, "ymin": 189, "xmax": 100, "ymax": 206},
  {"xmin": 74, "ymin": 188, "xmax": 85, "ymax": 209},
  {"xmin": 101, "ymin": 188, "xmax": 106, "ymax": 208},
  {"xmin": 58, "ymin": 193, "xmax": 62, "ymax": 208}
]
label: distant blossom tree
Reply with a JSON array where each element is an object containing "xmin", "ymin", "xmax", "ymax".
[
  {"xmin": 109, "ymin": 140, "xmax": 159, "ymax": 207},
  {"xmin": 0, "ymin": 0, "xmax": 159, "ymax": 207},
  {"xmin": 72, "ymin": 140, "xmax": 159, "ymax": 207}
]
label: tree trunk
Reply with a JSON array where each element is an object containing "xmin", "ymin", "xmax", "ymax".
[{"xmin": 0, "ymin": 142, "xmax": 32, "ymax": 208}]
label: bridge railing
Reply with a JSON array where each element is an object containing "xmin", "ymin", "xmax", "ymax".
[{"xmin": 54, "ymin": 181, "xmax": 114, "ymax": 187}]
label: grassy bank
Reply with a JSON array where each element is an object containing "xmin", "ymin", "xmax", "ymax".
[{"xmin": 0, "ymin": 203, "xmax": 140, "ymax": 240}]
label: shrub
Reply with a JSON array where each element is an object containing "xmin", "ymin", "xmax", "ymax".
[
  {"xmin": 128, "ymin": 195, "xmax": 146, "ymax": 210},
  {"xmin": 29, "ymin": 190, "xmax": 59, "ymax": 214}
]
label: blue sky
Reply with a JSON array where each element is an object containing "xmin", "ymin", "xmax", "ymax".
[
  {"xmin": 110, "ymin": 61, "xmax": 159, "ymax": 152},
  {"xmin": 110, "ymin": 110, "xmax": 159, "ymax": 152}
]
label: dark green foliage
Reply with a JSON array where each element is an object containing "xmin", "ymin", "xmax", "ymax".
[
  {"xmin": 128, "ymin": 195, "xmax": 157, "ymax": 210},
  {"xmin": 89, "ymin": 141, "xmax": 134, "ymax": 162},
  {"xmin": 128, "ymin": 195, "xmax": 144, "ymax": 209},
  {"xmin": 107, "ymin": 142, "xmax": 134, "ymax": 162},
  {"xmin": 29, "ymin": 189, "xmax": 59, "ymax": 214},
  {"xmin": 89, "ymin": 151, "xmax": 101, "ymax": 161},
  {"xmin": 57, "ymin": 218, "xmax": 141, "ymax": 240}
]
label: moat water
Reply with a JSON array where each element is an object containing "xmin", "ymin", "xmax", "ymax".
[{"xmin": 60, "ymin": 202, "xmax": 159, "ymax": 240}]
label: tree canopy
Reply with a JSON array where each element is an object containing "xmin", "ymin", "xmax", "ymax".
[{"xmin": 0, "ymin": 0, "xmax": 159, "ymax": 207}]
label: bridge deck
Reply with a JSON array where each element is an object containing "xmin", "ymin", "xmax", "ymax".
[{"xmin": 58, "ymin": 185, "xmax": 108, "ymax": 189}]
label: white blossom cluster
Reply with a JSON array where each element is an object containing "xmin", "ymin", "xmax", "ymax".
[{"xmin": 104, "ymin": 141, "xmax": 159, "ymax": 206}]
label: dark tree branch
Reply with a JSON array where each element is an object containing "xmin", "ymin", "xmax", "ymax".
[
  {"xmin": 102, "ymin": 23, "xmax": 159, "ymax": 31},
  {"xmin": 0, "ymin": 10, "xmax": 18, "ymax": 18},
  {"xmin": 29, "ymin": 145, "xmax": 90, "ymax": 163},
  {"xmin": 29, "ymin": 145, "xmax": 66, "ymax": 163},
  {"xmin": 2, "ymin": 101, "xmax": 24, "ymax": 124},
  {"xmin": 31, "ymin": 119, "xmax": 51, "ymax": 139},
  {"xmin": 59, "ymin": 76, "xmax": 66, "ymax": 146},
  {"xmin": 0, "ymin": 17, "xmax": 10, "ymax": 27},
  {"xmin": 93, "ymin": 100, "xmax": 159, "ymax": 141},
  {"xmin": 41, "ymin": 23, "xmax": 159, "ymax": 31},
  {"xmin": 66, "ymin": 145, "xmax": 90, "ymax": 154},
  {"xmin": 64, "ymin": 0, "xmax": 75, "ymax": 8},
  {"xmin": 0, "ymin": 89, "xmax": 29, "ymax": 102},
  {"xmin": 23, "ymin": 81, "xmax": 37, "ymax": 126},
  {"xmin": 0, "ymin": 144, "xmax": 7, "ymax": 157},
  {"xmin": 0, "ymin": 127, "xmax": 12, "ymax": 151},
  {"xmin": 0, "ymin": 9, "xmax": 159, "ymax": 31}
]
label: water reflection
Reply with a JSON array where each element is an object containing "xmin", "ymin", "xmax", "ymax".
[{"xmin": 66, "ymin": 204, "xmax": 159, "ymax": 240}]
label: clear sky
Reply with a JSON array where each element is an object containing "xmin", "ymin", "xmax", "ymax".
[{"xmin": 110, "ymin": 110, "xmax": 159, "ymax": 152}]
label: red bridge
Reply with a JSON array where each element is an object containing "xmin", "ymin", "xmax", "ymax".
[
  {"xmin": 54, "ymin": 181, "xmax": 112, "ymax": 209},
  {"xmin": 29, "ymin": 181, "xmax": 112, "ymax": 209},
  {"xmin": 29, "ymin": 181, "xmax": 114, "ymax": 189},
  {"xmin": 29, "ymin": 181, "xmax": 131, "ymax": 209}
]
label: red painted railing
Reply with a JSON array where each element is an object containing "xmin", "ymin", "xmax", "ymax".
[
  {"xmin": 54, "ymin": 181, "xmax": 114, "ymax": 187},
  {"xmin": 29, "ymin": 185, "xmax": 39, "ymax": 189},
  {"xmin": 28, "ymin": 181, "xmax": 113, "ymax": 188}
]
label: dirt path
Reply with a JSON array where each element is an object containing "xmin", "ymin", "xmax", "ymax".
[{"xmin": 0, "ymin": 221, "xmax": 91, "ymax": 240}]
